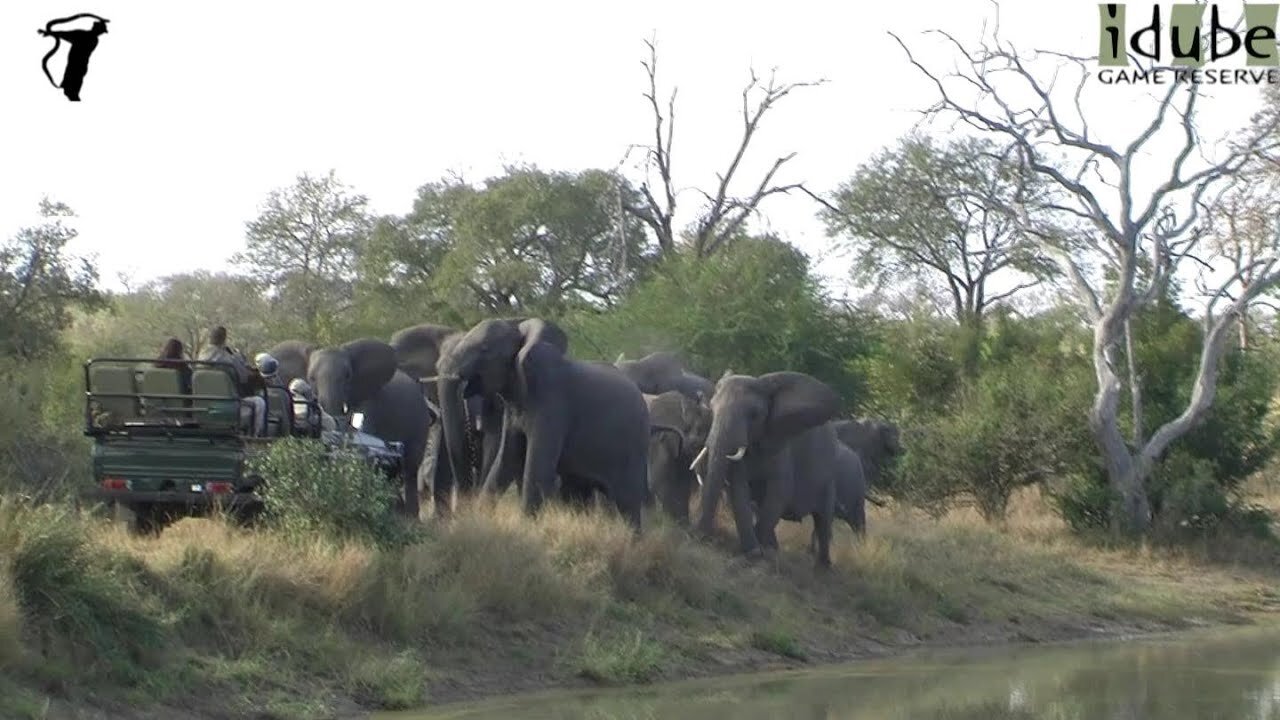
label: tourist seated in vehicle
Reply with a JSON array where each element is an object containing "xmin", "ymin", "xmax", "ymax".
[
  {"xmin": 155, "ymin": 337, "xmax": 193, "ymax": 394},
  {"xmin": 199, "ymin": 325, "xmax": 266, "ymax": 436},
  {"xmin": 288, "ymin": 378, "xmax": 336, "ymax": 433}
]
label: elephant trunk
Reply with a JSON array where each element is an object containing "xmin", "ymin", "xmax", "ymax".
[
  {"xmin": 695, "ymin": 413, "xmax": 747, "ymax": 537},
  {"xmin": 315, "ymin": 378, "xmax": 348, "ymax": 424},
  {"xmin": 438, "ymin": 376, "xmax": 470, "ymax": 493}
]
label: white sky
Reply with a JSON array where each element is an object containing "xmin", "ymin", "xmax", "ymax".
[{"xmin": 0, "ymin": 0, "xmax": 1271, "ymax": 296}]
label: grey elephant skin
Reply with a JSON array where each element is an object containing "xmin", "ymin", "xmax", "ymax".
[
  {"xmin": 696, "ymin": 371, "xmax": 844, "ymax": 567},
  {"xmin": 266, "ymin": 340, "xmax": 314, "ymax": 386},
  {"xmin": 307, "ymin": 338, "xmax": 430, "ymax": 518},
  {"xmin": 435, "ymin": 316, "xmax": 565, "ymax": 507},
  {"xmin": 436, "ymin": 318, "xmax": 650, "ymax": 530},
  {"xmin": 389, "ymin": 323, "xmax": 503, "ymax": 516},
  {"xmin": 616, "ymin": 351, "xmax": 714, "ymax": 400},
  {"xmin": 644, "ymin": 390, "xmax": 711, "ymax": 525},
  {"xmin": 810, "ymin": 437, "xmax": 867, "ymax": 553},
  {"xmin": 832, "ymin": 418, "xmax": 902, "ymax": 493}
]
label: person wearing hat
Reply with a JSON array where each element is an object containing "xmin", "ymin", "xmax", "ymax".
[
  {"xmin": 287, "ymin": 378, "xmax": 335, "ymax": 433},
  {"xmin": 199, "ymin": 326, "xmax": 266, "ymax": 436}
]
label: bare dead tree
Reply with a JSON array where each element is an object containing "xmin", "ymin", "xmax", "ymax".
[
  {"xmin": 1200, "ymin": 174, "xmax": 1280, "ymax": 349},
  {"xmin": 893, "ymin": 12, "xmax": 1280, "ymax": 535},
  {"xmin": 625, "ymin": 37, "xmax": 826, "ymax": 258}
]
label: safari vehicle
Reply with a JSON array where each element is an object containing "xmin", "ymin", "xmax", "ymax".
[{"xmin": 80, "ymin": 357, "xmax": 405, "ymax": 534}]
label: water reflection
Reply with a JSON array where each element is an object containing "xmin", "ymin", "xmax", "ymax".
[{"xmin": 385, "ymin": 627, "xmax": 1280, "ymax": 720}]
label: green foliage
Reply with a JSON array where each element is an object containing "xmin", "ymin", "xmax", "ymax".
[
  {"xmin": 414, "ymin": 166, "xmax": 655, "ymax": 323},
  {"xmin": 567, "ymin": 236, "xmax": 872, "ymax": 406},
  {"xmin": 577, "ymin": 629, "xmax": 666, "ymax": 684},
  {"xmin": 233, "ymin": 170, "xmax": 372, "ymax": 343},
  {"xmin": 0, "ymin": 199, "xmax": 107, "ymax": 360},
  {"xmin": 0, "ymin": 355, "xmax": 90, "ymax": 502},
  {"xmin": 0, "ymin": 499, "xmax": 165, "ymax": 686},
  {"xmin": 876, "ymin": 311, "xmax": 1095, "ymax": 519},
  {"xmin": 1053, "ymin": 295, "xmax": 1280, "ymax": 535},
  {"xmin": 820, "ymin": 135, "xmax": 1053, "ymax": 323},
  {"xmin": 70, "ymin": 272, "xmax": 273, "ymax": 360},
  {"xmin": 246, "ymin": 439, "xmax": 408, "ymax": 546}
]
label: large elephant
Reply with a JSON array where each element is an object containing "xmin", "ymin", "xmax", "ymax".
[
  {"xmin": 616, "ymin": 351, "xmax": 714, "ymax": 400},
  {"xmin": 695, "ymin": 371, "xmax": 844, "ymax": 567},
  {"xmin": 389, "ymin": 323, "xmax": 503, "ymax": 516},
  {"xmin": 832, "ymin": 418, "xmax": 902, "ymax": 493},
  {"xmin": 307, "ymin": 338, "xmax": 431, "ymax": 518},
  {"xmin": 645, "ymin": 390, "xmax": 711, "ymax": 525},
  {"xmin": 436, "ymin": 318, "xmax": 650, "ymax": 530}
]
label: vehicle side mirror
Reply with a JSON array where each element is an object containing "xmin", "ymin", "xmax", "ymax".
[{"xmin": 351, "ymin": 412, "xmax": 365, "ymax": 431}]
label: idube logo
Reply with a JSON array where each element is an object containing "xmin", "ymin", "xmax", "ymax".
[
  {"xmin": 38, "ymin": 13, "xmax": 110, "ymax": 101},
  {"xmin": 1096, "ymin": 3, "xmax": 1280, "ymax": 84}
]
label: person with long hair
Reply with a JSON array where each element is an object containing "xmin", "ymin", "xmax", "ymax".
[{"xmin": 156, "ymin": 336, "xmax": 193, "ymax": 394}]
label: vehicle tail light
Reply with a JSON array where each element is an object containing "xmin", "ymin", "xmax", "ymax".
[
  {"xmin": 101, "ymin": 477, "xmax": 129, "ymax": 491},
  {"xmin": 205, "ymin": 481, "xmax": 234, "ymax": 494}
]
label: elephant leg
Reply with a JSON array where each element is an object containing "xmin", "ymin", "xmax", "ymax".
[
  {"xmin": 752, "ymin": 467, "xmax": 788, "ymax": 552},
  {"xmin": 520, "ymin": 420, "xmax": 564, "ymax": 518},
  {"xmin": 427, "ymin": 424, "xmax": 456, "ymax": 518},
  {"xmin": 558, "ymin": 476, "xmax": 595, "ymax": 509},
  {"xmin": 811, "ymin": 510, "xmax": 833, "ymax": 569},
  {"xmin": 665, "ymin": 468, "xmax": 694, "ymax": 527},
  {"xmin": 851, "ymin": 499, "xmax": 866, "ymax": 539},
  {"xmin": 482, "ymin": 413, "xmax": 524, "ymax": 498},
  {"xmin": 727, "ymin": 476, "xmax": 760, "ymax": 557},
  {"xmin": 608, "ymin": 463, "xmax": 646, "ymax": 534}
]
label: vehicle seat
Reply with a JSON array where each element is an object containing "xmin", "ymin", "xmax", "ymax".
[
  {"xmin": 264, "ymin": 387, "xmax": 292, "ymax": 437},
  {"xmin": 191, "ymin": 368, "xmax": 239, "ymax": 429},
  {"xmin": 88, "ymin": 365, "xmax": 139, "ymax": 428},
  {"xmin": 139, "ymin": 367, "xmax": 185, "ymax": 421}
]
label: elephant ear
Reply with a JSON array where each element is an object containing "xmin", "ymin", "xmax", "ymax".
[
  {"xmin": 516, "ymin": 318, "xmax": 569, "ymax": 355},
  {"xmin": 340, "ymin": 338, "xmax": 398, "ymax": 407},
  {"xmin": 756, "ymin": 371, "xmax": 842, "ymax": 444},
  {"xmin": 515, "ymin": 321, "xmax": 566, "ymax": 400}
]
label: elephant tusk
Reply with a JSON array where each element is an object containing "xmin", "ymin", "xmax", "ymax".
[
  {"xmin": 695, "ymin": 472, "xmax": 704, "ymax": 487},
  {"xmin": 726, "ymin": 446, "xmax": 746, "ymax": 461},
  {"xmin": 689, "ymin": 446, "xmax": 708, "ymax": 472}
]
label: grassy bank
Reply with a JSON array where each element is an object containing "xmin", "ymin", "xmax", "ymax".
[{"xmin": 2, "ymin": 490, "xmax": 1279, "ymax": 720}]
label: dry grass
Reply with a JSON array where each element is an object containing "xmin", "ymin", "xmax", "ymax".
[{"xmin": 2, "ymin": 488, "xmax": 1279, "ymax": 718}]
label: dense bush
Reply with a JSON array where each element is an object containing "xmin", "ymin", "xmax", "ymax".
[
  {"xmin": 566, "ymin": 236, "xmax": 874, "ymax": 409},
  {"xmin": 871, "ymin": 310, "xmax": 1095, "ymax": 520},
  {"xmin": 1052, "ymin": 299, "xmax": 1280, "ymax": 536},
  {"xmin": 0, "ymin": 355, "xmax": 90, "ymax": 502},
  {"xmin": 245, "ymin": 439, "xmax": 409, "ymax": 546}
]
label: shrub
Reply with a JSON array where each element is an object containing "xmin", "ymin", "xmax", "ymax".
[
  {"xmin": 246, "ymin": 439, "xmax": 408, "ymax": 546},
  {"xmin": 0, "ymin": 570, "xmax": 21, "ymax": 671},
  {"xmin": 577, "ymin": 629, "xmax": 666, "ymax": 684},
  {"xmin": 565, "ymin": 236, "xmax": 873, "ymax": 408},
  {"xmin": 891, "ymin": 351, "xmax": 1092, "ymax": 521}
]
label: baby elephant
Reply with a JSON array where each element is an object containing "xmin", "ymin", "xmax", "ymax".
[{"xmin": 811, "ymin": 418, "xmax": 902, "ymax": 552}]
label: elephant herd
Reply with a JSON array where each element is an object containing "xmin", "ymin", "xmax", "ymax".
[{"xmin": 264, "ymin": 317, "xmax": 902, "ymax": 568}]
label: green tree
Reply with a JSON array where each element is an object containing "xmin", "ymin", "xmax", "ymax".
[
  {"xmin": 818, "ymin": 135, "xmax": 1052, "ymax": 326},
  {"xmin": 569, "ymin": 235, "xmax": 871, "ymax": 406},
  {"xmin": 234, "ymin": 170, "xmax": 371, "ymax": 342},
  {"xmin": 412, "ymin": 166, "xmax": 654, "ymax": 323},
  {"xmin": 73, "ymin": 272, "xmax": 272, "ymax": 359},
  {"xmin": 0, "ymin": 199, "xmax": 106, "ymax": 359}
]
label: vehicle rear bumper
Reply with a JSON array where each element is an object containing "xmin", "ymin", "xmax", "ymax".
[{"xmin": 82, "ymin": 488, "xmax": 264, "ymax": 510}]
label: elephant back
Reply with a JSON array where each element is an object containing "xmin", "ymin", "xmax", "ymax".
[{"xmin": 266, "ymin": 340, "xmax": 313, "ymax": 386}]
